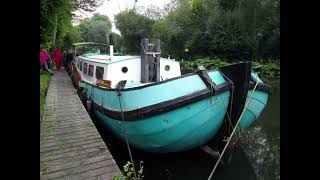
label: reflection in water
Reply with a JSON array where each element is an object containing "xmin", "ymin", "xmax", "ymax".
[
  {"xmin": 89, "ymin": 81, "xmax": 280, "ymax": 180},
  {"xmin": 240, "ymin": 126, "xmax": 280, "ymax": 180}
]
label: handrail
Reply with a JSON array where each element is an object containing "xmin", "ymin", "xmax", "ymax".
[{"xmin": 72, "ymin": 42, "xmax": 108, "ymax": 46}]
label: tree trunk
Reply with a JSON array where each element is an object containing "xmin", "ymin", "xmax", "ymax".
[{"xmin": 52, "ymin": 13, "xmax": 58, "ymax": 48}]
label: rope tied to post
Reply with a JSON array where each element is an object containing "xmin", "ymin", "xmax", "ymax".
[
  {"xmin": 116, "ymin": 81, "xmax": 138, "ymax": 180},
  {"xmin": 207, "ymin": 73, "xmax": 259, "ymax": 180}
]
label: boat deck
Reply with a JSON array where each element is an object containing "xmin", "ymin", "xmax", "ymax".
[{"xmin": 40, "ymin": 71, "xmax": 121, "ymax": 180}]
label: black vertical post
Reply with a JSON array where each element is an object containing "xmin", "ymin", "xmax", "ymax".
[
  {"xmin": 109, "ymin": 34, "xmax": 113, "ymax": 45},
  {"xmin": 141, "ymin": 38, "xmax": 149, "ymax": 82},
  {"xmin": 219, "ymin": 62, "xmax": 251, "ymax": 125}
]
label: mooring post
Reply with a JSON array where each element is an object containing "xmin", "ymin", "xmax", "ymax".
[
  {"xmin": 141, "ymin": 38, "xmax": 149, "ymax": 83},
  {"xmin": 154, "ymin": 39, "xmax": 161, "ymax": 82}
]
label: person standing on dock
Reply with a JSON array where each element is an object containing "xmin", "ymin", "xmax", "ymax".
[
  {"xmin": 40, "ymin": 48, "xmax": 53, "ymax": 74},
  {"xmin": 53, "ymin": 48, "xmax": 63, "ymax": 71}
]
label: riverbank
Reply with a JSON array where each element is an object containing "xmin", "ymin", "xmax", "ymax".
[{"xmin": 179, "ymin": 59, "xmax": 280, "ymax": 81}]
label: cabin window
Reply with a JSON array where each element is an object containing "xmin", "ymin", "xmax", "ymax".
[
  {"xmin": 96, "ymin": 66, "xmax": 104, "ymax": 80},
  {"xmin": 122, "ymin": 66, "xmax": 128, "ymax": 73},
  {"xmin": 165, "ymin": 65, "xmax": 170, "ymax": 71},
  {"xmin": 83, "ymin": 63, "xmax": 88, "ymax": 74},
  {"xmin": 80, "ymin": 62, "xmax": 83, "ymax": 71},
  {"xmin": 88, "ymin": 64, "xmax": 94, "ymax": 77}
]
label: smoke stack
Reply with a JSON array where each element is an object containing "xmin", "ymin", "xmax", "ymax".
[{"xmin": 109, "ymin": 34, "xmax": 113, "ymax": 57}]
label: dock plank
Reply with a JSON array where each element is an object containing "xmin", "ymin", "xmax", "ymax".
[{"xmin": 40, "ymin": 71, "xmax": 121, "ymax": 180}]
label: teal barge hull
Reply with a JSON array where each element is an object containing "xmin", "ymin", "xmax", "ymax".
[
  {"xmin": 239, "ymin": 72, "xmax": 272, "ymax": 129},
  {"xmin": 81, "ymin": 70, "xmax": 232, "ymax": 153},
  {"xmin": 95, "ymin": 91, "xmax": 230, "ymax": 153}
]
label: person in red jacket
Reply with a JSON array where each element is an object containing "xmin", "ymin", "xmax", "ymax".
[{"xmin": 53, "ymin": 48, "xmax": 63, "ymax": 71}]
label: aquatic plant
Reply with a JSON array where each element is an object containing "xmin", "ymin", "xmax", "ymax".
[
  {"xmin": 179, "ymin": 58, "xmax": 280, "ymax": 81},
  {"xmin": 113, "ymin": 161, "xmax": 144, "ymax": 180}
]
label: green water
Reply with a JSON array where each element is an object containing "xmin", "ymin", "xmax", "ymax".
[
  {"xmin": 90, "ymin": 80, "xmax": 280, "ymax": 180},
  {"xmin": 239, "ymin": 80, "xmax": 280, "ymax": 180}
]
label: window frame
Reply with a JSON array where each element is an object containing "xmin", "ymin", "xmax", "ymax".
[
  {"xmin": 95, "ymin": 66, "xmax": 104, "ymax": 80},
  {"xmin": 88, "ymin": 64, "xmax": 94, "ymax": 77},
  {"xmin": 80, "ymin": 61, "xmax": 83, "ymax": 71},
  {"xmin": 83, "ymin": 63, "xmax": 88, "ymax": 74}
]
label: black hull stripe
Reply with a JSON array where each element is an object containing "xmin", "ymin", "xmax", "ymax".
[{"xmin": 93, "ymin": 82, "xmax": 232, "ymax": 121}]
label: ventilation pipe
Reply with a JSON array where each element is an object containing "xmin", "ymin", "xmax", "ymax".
[{"xmin": 109, "ymin": 34, "xmax": 114, "ymax": 57}]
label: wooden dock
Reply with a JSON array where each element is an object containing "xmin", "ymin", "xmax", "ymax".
[{"xmin": 40, "ymin": 71, "xmax": 121, "ymax": 180}]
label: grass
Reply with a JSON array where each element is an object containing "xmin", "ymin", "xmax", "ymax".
[
  {"xmin": 40, "ymin": 70, "xmax": 51, "ymax": 123},
  {"xmin": 40, "ymin": 162, "xmax": 48, "ymax": 175},
  {"xmin": 40, "ymin": 70, "xmax": 52, "ymax": 139}
]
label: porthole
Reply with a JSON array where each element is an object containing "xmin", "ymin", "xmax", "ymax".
[
  {"xmin": 165, "ymin": 65, "xmax": 170, "ymax": 71},
  {"xmin": 122, "ymin": 66, "xmax": 128, "ymax": 73}
]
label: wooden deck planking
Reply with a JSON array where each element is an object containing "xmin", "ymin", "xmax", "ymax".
[{"xmin": 40, "ymin": 71, "xmax": 121, "ymax": 180}]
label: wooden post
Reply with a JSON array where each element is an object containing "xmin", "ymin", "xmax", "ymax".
[
  {"xmin": 154, "ymin": 39, "xmax": 161, "ymax": 82},
  {"xmin": 141, "ymin": 38, "xmax": 149, "ymax": 82}
]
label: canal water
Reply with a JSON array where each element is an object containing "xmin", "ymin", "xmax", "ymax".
[{"xmin": 89, "ymin": 80, "xmax": 280, "ymax": 180}]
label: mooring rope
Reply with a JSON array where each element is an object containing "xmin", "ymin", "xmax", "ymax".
[
  {"xmin": 198, "ymin": 69, "xmax": 235, "ymax": 134},
  {"xmin": 207, "ymin": 73, "xmax": 259, "ymax": 180},
  {"xmin": 218, "ymin": 69, "xmax": 235, "ymax": 133},
  {"xmin": 117, "ymin": 94, "xmax": 138, "ymax": 180}
]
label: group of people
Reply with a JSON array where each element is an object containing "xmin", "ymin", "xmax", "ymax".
[{"xmin": 40, "ymin": 47, "xmax": 64, "ymax": 74}]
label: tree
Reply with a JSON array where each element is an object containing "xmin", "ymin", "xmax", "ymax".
[
  {"xmin": 40, "ymin": 0, "xmax": 104, "ymax": 50},
  {"xmin": 78, "ymin": 13, "xmax": 112, "ymax": 43},
  {"xmin": 63, "ymin": 26, "xmax": 82, "ymax": 49},
  {"xmin": 115, "ymin": 10, "xmax": 154, "ymax": 53},
  {"xmin": 136, "ymin": 5, "xmax": 166, "ymax": 20},
  {"xmin": 64, "ymin": 13, "xmax": 112, "ymax": 49},
  {"xmin": 73, "ymin": 0, "xmax": 104, "ymax": 12}
]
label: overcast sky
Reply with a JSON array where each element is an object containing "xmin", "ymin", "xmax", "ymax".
[{"xmin": 75, "ymin": 0, "xmax": 171, "ymax": 34}]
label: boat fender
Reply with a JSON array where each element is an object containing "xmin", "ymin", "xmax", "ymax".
[
  {"xmin": 201, "ymin": 145, "xmax": 220, "ymax": 159},
  {"xmin": 115, "ymin": 80, "xmax": 127, "ymax": 96},
  {"xmin": 86, "ymin": 100, "xmax": 92, "ymax": 113},
  {"xmin": 81, "ymin": 91, "xmax": 87, "ymax": 103}
]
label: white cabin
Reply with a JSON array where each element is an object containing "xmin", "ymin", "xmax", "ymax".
[{"xmin": 75, "ymin": 54, "xmax": 181, "ymax": 88}]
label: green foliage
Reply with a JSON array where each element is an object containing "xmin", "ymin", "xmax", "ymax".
[
  {"xmin": 40, "ymin": 162, "xmax": 48, "ymax": 174},
  {"xmin": 113, "ymin": 161, "xmax": 144, "ymax": 180},
  {"xmin": 79, "ymin": 13, "xmax": 112, "ymax": 42},
  {"xmin": 179, "ymin": 58, "xmax": 279, "ymax": 80},
  {"xmin": 114, "ymin": 0, "xmax": 279, "ymax": 61},
  {"xmin": 40, "ymin": 0, "xmax": 104, "ymax": 50},
  {"xmin": 109, "ymin": 32, "xmax": 123, "ymax": 52},
  {"xmin": 73, "ymin": 0, "xmax": 104, "ymax": 12},
  {"xmin": 115, "ymin": 10, "xmax": 155, "ymax": 54},
  {"xmin": 40, "ymin": 0, "xmax": 73, "ymax": 50},
  {"xmin": 252, "ymin": 61, "xmax": 280, "ymax": 81},
  {"xmin": 63, "ymin": 26, "xmax": 82, "ymax": 49},
  {"xmin": 63, "ymin": 13, "xmax": 112, "ymax": 50}
]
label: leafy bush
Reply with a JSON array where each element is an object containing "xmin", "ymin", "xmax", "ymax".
[{"xmin": 179, "ymin": 58, "xmax": 280, "ymax": 81}]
